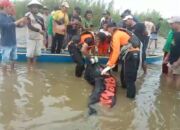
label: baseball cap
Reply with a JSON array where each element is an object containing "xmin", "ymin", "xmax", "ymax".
[
  {"xmin": 61, "ymin": 1, "xmax": 69, "ymax": 8},
  {"xmin": 0, "ymin": 0, "xmax": 13, "ymax": 8},
  {"xmin": 123, "ymin": 15, "xmax": 133, "ymax": 21},
  {"xmin": 168, "ymin": 16, "xmax": 180, "ymax": 23}
]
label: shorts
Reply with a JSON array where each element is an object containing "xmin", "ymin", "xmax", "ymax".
[
  {"xmin": 150, "ymin": 33, "xmax": 158, "ymax": 40},
  {"xmin": 26, "ymin": 39, "xmax": 41, "ymax": 58},
  {"xmin": 1, "ymin": 46, "xmax": 17, "ymax": 65}
]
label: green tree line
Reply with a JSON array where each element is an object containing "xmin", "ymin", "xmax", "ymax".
[{"xmin": 13, "ymin": 0, "xmax": 169, "ymax": 37}]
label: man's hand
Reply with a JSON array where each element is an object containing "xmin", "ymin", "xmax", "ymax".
[
  {"xmin": 101, "ymin": 66, "xmax": 112, "ymax": 75},
  {"xmin": 172, "ymin": 61, "xmax": 180, "ymax": 69},
  {"xmin": 90, "ymin": 56, "xmax": 98, "ymax": 64},
  {"xmin": 15, "ymin": 17, "xmax": 28, "ymax": 26}
]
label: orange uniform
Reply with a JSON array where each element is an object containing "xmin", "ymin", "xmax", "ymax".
[
  {"xmin": 80, "ymin": 33, "xmax": 93, "ymax": 44},
  {"xmin": 107, "ymin": 30, "xmax": 130, "ymax": 67}
]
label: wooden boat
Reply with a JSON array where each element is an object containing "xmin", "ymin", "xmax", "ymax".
[{"xmin": 0, "ymin": 48, "xmax": 163, "ymax": 64}]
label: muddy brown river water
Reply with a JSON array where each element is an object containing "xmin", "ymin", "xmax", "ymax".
[{"xmin": 0, "ymin": 63, "xmax": 179, "ymax": 130}]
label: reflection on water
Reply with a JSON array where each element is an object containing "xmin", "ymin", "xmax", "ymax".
[{"xmin": 0, "ymin": 63, "xmax": 179, "ymax": 130}]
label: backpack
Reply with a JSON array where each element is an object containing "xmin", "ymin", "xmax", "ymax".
[
  {"xmin": 116, "ymin": 28, "xmax": 142, "ymax": 61},
  {"xmin": 118, "ymin": 28, "xmax": 141, "ymax": 48}
]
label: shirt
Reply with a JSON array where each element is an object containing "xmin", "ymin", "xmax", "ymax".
[
  {"xmin": 82, "ymin": 18, "xmax": 93, "ymax": 29},
  {"xmin": 129, "ymin": 22, "xmax": 148, "ymax": 52},
  {"xmin": 107, "ymin": 30, "xmax": 130, "ymax": 67},
  {"xmin": 67, "ymin": 16, "xmax": 81, "ymax": 35},
  {"xmin": 52, "ymin": 10, "xmax": 69, "ymax": 25},
  {"xmin": 26, "ymin": 12, "xmax": 44, "ymax": 40},
  {"xmin": 163, "ymin": 30, "xmax": 174, "ymax": 53},
  {"xmin": 0, "ymin": 12, "xmax": 16, "ymax": 47},
  {"xmin": 169, "ymin": 32, "xmax": 180, "ymax": 64},
  {"xmin": 144, "ymin": 21, "xmax": 155, "ymax": 36},
  {"xmin": 48, "ymin": 15, "xmax": 53, "ymax": 35}
]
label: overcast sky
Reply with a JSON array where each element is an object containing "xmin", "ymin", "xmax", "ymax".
[{"xmin": 105, "ymin": 0, "xmax": 180, "ymax": 18}]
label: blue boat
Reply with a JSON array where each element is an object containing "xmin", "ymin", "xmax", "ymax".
[{"xmin": 0, "ymin": 48, "xmax": 163, "ymax": 64}]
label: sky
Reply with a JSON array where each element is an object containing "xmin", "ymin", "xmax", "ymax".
[
  {"xmin": 16, "ymin": 0, "xmax": 179, "ymax": 18},
  {"xmin": 105, "ymin": 0, "xmax": 180, "ymax": 18}
]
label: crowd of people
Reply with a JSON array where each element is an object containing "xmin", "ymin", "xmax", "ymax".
[{"xmin": 0, "ymin": 0, "xmax": 180, "ymax": 99}]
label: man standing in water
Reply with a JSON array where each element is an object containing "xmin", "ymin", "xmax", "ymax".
[
  {"xmin": 0, "ymin": 0, "xmax": 27, "ymax": 72},
  {"xmin": 123, "ymin": 15, "xmax": 148, "ymax": 74},
  {"xmin": 165, "ymin": 16, "xmax": 180, "ymax": 87},
  {"xmin": 101, "ymin": 23, "xmax": 140, "ymax": 99},
  {"xmin": 25, "ymin": 0, "xmax": 45, "ymax": 69}
]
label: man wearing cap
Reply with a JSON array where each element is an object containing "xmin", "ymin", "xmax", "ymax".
[
  {"xmin": 25, "ymin": 0, "xmax": 45, "ymax": 69},
  {"xmin": 0, "ymin": 0, "xmax": 27, "ymax": 72},
  {"xmin": 101, "ymin": 23, "xmax": 140, "ymax": 99},
  {"xmin": 165, "ymin": 16, "xmax": 180, "ymax": 87},
  {"xmin": 123, "ymin": 15, "xmax": 148, "ymax": 74},
  {"xmin": 51, "ymin": 1, "xmax": 69, "ymax": 54}
]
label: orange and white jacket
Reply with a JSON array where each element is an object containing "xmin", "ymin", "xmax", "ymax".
[{"xmin": 107, "ymin": 30, "xmax": 130, "ymax": 67}]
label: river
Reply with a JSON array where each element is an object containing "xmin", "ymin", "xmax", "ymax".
[{"xmin": 0, "ymin": 62, "xmax": 179, "ymax": 130}]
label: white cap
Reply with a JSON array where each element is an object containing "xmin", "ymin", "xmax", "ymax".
[
  {"xmin": 168, "ymin": 16, "xmax": 180, "ymax": 23},
  {"xmin": 61, "ymin": 1, "xmax": 69, "ymax": 8},
  {"xmin": 27, "ymin": 0, "xmax": 42, "ymax": 7},
  {"xmin": 123, "ymin": 15, "xmax": 133, "ymax": 21}
]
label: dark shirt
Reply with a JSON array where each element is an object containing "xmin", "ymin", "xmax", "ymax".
[
  {"xmin": 67, "ymin": 15, "xmax": 81, "ymax": 35},
  {"xmin": 128, "ymin": 22, "xmax": 148, "ymax": 51},
  {"xmin": 67, "ymin": 25, "xmax": 78, "ymax": 35},
  {"xmin": 169, "ymin": 32, "xmax": 180, "ymax": 64},
  {"xmin": 155, "ymin": 23, "xmax": 161, "ymax": 34},
  {"xmin": 0, "ymin": 12, "xmax": 16, "ymax": 47}
]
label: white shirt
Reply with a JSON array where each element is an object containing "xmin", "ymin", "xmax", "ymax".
[
  {"xmin": 26, "ymin": 12, "xmax": 43, "ymax": 40},
  {"xmin": 144, "ymin": 21, "xmax": 155, "ymax": 36}
]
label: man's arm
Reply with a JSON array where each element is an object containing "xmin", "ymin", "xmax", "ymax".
[
  {"xmin": 81, "ymin": 43, "xmax": 90, "ymax": 58},
  {"xmin": 0, "ymin": 14, "xmax": 15, "ymax": 28},
  {"xmin": 107, "ymin": 33, "xmax": 121, "ymax": 68},
  {"xmin": 172, "ymin": 57, "xmax": 180, "ymax": 69}
]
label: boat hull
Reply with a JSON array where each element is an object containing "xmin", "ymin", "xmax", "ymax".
[
  {"xmin": 0, "ymin": 48, "xmax": 163, "ymax": 64},
  {"xmin": 14, "ymin": 53, "xmax": 162, "ymax": 64}
]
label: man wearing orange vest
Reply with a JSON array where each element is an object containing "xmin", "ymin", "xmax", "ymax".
[
  {"xmin": 68, "ymin": 31, "xmax": 96, "ymax": 77},
  {"xmin": 80, "ymin": 31, "xmax": 96, "ymax": 58},
  {"xmin": 101, "ymin": 22, "xmax": 140, "ymax": 99}
]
